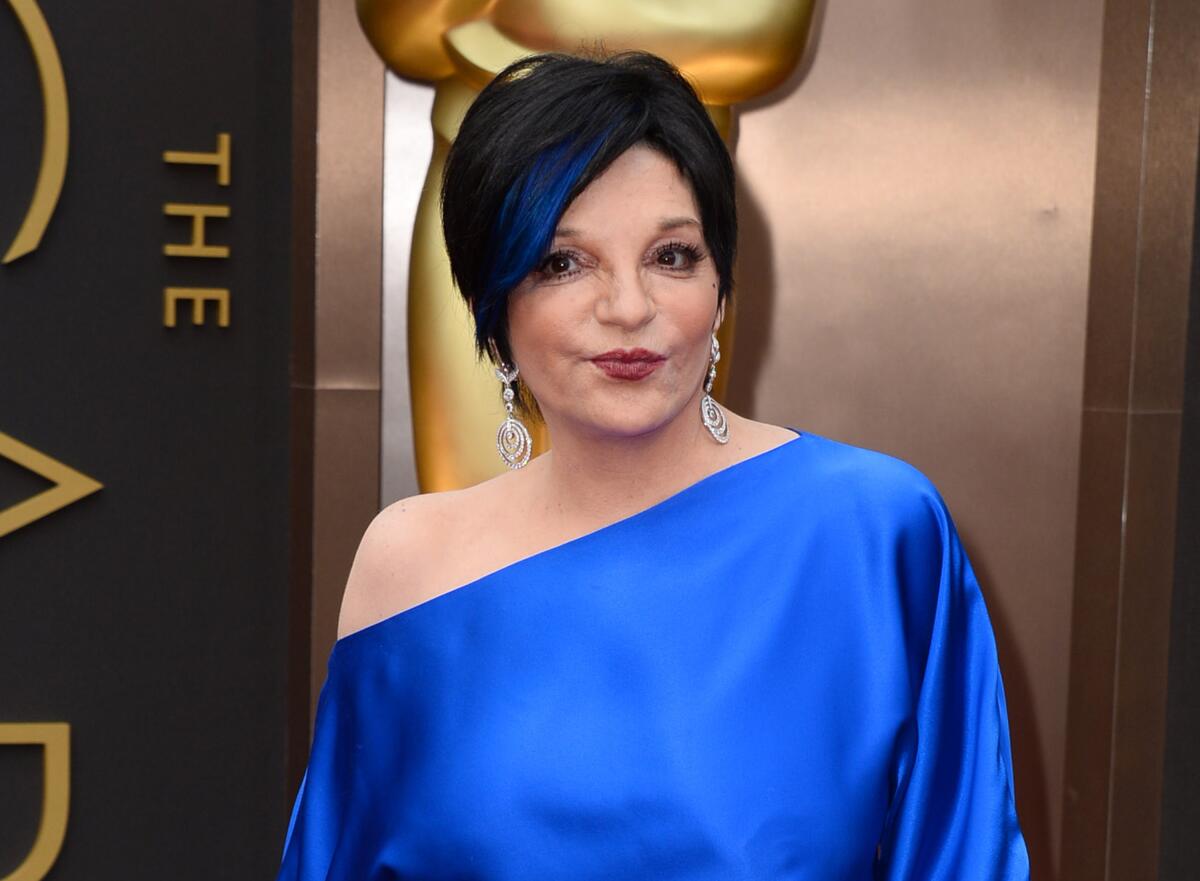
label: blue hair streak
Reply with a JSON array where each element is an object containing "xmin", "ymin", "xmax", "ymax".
[{"xmin": 473, "ymin": 130, "xmax": 611, "ymax": 357}]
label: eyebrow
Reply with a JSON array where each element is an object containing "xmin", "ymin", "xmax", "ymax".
[
  {"xmin": 555, "ymin": 216, "xmax": 701, "ymax": 239},
  {"xmin": 657, "ymin": 216, "xmax": 701, "ymax": 232}
]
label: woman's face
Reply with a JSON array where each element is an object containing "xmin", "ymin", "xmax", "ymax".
[{"xmin": 506, "ymin": 143, "xmax": 722, "ymax": 441}]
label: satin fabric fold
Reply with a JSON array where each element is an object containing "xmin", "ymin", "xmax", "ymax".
[{"xmin": 278, "ymin": 430, "xmax": 1030, "ymax": 880}]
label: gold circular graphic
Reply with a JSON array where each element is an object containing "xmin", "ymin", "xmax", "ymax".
[{"xmin": 3, "ymin": 0, "xmax": 68, "ymax": 265}]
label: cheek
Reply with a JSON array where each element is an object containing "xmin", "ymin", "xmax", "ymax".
[
  {"xmin": 661, "ymin": 275, "xmax": 721, "ymax": 337},
  {"xmin": 505, "ymin": 291, "xmax": 582, "ymax": 383}
]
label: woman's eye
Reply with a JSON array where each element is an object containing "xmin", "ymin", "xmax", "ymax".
[
  {"xmin": 654, "ymin": 243, "xmax": 704, "ymax": 270},
  {"xmin": 539, "ymin": 251, "xmax": 579, "ymax": 277}
]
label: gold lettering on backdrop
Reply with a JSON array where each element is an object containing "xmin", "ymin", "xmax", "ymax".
[
  {"xmin": 163, "ymin": 287, "xmax": 231, "ymax": 327},
  {"xmin": 162, "ymin": 132, "xmax": 231, "ymax": 186},
  {"xmin": 162, "ymin": 204, "xmax": 231, "ymax": 258},
  {"xmin": 2, "ymin": 0, "xmax": 69, "ymax": 265},
  {"xmin": 0, "ymin": 433, "xmax": 102, "ymax": 539},
  {"xmin": 0, "ymin": 723, "xmax": 70, "ymax": 881},
  {"xmin": 161, "ymin": 134, "xmax": 233, "ymax": 327}
]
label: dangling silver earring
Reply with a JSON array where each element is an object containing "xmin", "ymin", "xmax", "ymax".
[
  {"xmin": 700, "ymin": 334, "xmax": 730, "ymax": 444},
  {"xmin": 495, "ymin": 363, "xmax": 532, "ymax": 469}
]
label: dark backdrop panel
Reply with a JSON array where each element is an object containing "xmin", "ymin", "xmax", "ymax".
[
  {"xmin": 1159, "ymin": 126, "xmax": 1200, "ymax": 881},
  {"xmin": 0, "ymin": 1, "xmax": 294, "ymax": 877}
]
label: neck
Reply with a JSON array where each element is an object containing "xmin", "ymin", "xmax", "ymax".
[{"xmin": 533, "ymin": 395, "xmax": 725, "ymax": 530}]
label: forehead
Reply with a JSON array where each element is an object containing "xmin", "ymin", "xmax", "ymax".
[{"xmin": 556, "ymin": 144, "xmax": 700, "ymax": 231}]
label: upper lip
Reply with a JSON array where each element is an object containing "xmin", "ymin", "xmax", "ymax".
[{"xmin": 591, "ymin": 348, "xmax": 666, "ymax": 362}]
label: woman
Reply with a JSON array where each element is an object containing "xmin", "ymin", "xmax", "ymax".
[
  {"xmin": 278, "ymin": 51, "xmax": 1031, "ymax": 879},
  {"xmin": 356, "ymin": 0, "xmax": 817, "ymax": 490}
]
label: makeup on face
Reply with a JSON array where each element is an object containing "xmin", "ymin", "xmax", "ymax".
[
  {"xmin": 590, "ymin": 347, "xmax": 667, "ymax": 381},
  {"xmin": 506, "ymin": 145, "xmax": 720, "ymax": 434}
]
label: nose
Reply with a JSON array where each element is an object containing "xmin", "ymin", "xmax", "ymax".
[{"xmin": 594, "ymin": 268, "xmax": 656, "ymax": 330}]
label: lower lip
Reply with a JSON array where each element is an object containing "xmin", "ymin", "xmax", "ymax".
[{"xmin": 592, "ymin": 359, "xmax": 664, "ymax": 381}]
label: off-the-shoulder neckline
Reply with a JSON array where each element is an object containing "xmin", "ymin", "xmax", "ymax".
[{"xmin": 333, "ymin": 428, "xmax": 810, "ymax": 651}]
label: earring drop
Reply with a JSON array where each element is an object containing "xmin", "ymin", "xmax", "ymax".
[
  {"xmin": 700, "ymin": 334, "xmax": 729, "ymax": 444},
  {"xmin": 495, "ymin": 364, "xmax": 532, "ymax": 469}
]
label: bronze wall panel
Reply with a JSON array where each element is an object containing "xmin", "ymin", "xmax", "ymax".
[
  {"xmin": 315, "ymin": 0, "xmax": 384, "ymax": 389},
  {"xmin": 303, "ymin": 0, "xmax": 384, "ymax": 713},
  {"xmin": 1108, "ymin": 413, "xmax": 1182, "ymax": 877},
  {"xmin": 1062, "ymin": 0, "xmax": 1200, "ymax": 877},
  {"xmin": 310, "ymin": 387, "xmax": 381, "ymax": 710},
  {"xmin": 1081, "ymin": 0, "xmax": 1150, "ymax": 412},
  {"xmin": 1060, "ymin": 407, "xmax": 1125, "ymax": 881},
  {"xmin": 1128, "ymin": 7, "xmax": 1200, "ymax": 413}
]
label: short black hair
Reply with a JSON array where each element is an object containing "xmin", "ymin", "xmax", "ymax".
[{"xmin": 441, "ymin": 50, "xmax": 737, "ymax": 373}]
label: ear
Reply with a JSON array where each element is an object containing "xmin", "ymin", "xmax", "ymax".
[{"xmin": 712, "ymin": 300, "xmax": 726, "ymax": 334}]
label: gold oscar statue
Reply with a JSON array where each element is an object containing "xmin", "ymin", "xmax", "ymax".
[{"xmin": 357, "ymin": 0, "xmax": 816, "ymax": 491}]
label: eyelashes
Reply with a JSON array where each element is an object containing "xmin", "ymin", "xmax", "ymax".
[
  {"xmin": 534, "ymin": 240, "xmax": 708, "ymax": 281},
  {"xmin": 535, "ymin": 250, "xmax": 582, "ymax": 278},
  {"xmin": 653, "ymin": 241, "xmax": 706, "ymax": 270}
]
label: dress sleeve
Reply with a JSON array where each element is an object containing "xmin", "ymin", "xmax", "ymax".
[
  {"xmin": 276, "ymin": 649, "xmax": 358, "ymax": 881},
  {"xmin": 876, "ymin": 489, "xmax": 1031, "ymax": 880}
]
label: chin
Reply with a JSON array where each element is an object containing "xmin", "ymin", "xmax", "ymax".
[{"xmin": 574, "ymin": 402, "xmax": 683, "ymax": 440}]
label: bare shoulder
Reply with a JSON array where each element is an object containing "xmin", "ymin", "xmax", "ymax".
[
  {"xmin": 336, "ymin": 491, "xmax": 455, "ymax": 640},
  {"xmin": 335, "ymin": 475, "xmax": 522, "ymax": 640}
]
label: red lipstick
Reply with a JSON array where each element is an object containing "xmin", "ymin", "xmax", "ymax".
[{"xmin": 591, "ymin": 348, "xmax": 666, "ymax": 381}]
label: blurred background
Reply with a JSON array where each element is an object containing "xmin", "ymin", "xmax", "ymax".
[{"xmin": 1, "ymin": 0, "xmax": 1196, "ymax": 879}]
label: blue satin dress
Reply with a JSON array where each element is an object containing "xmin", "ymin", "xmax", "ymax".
[{"xmin": 277, "ymin": 430, "xmax": 1031, "ymax": 880}]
